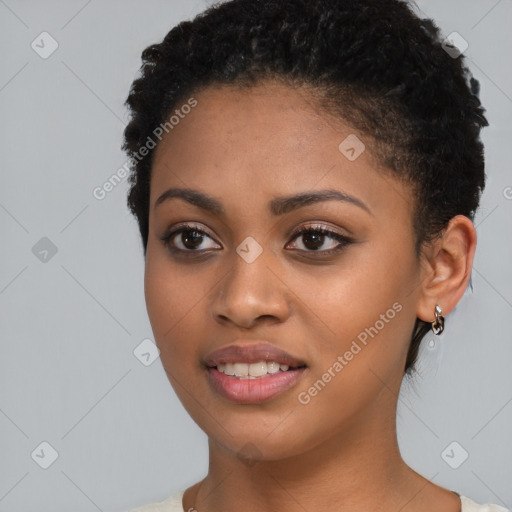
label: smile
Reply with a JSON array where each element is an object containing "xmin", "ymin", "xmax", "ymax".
[
  {"xmin": 207, "ymin": 365, "xmax": 307, "ymax": 404},
  {"xmin": 216, "ymin": 361, "xmax": 298, "ymax": 378}
]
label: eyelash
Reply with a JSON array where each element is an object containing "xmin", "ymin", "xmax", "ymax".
[{"xmin": 160, "ymin": 222, "xmax": 353, "ymax": 258}]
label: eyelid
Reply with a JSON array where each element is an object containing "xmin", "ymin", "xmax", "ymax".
[
  {"xmin": 287, "ymin": 222, "xmax": 351, "ymax": 241},
  {"xmin": 161, "ymin": 221, "xmax": 353, "ymax": 257},
  {"xmin": 285, "ymin": 223, "xmax": 353, "ymax": 253},
  {"xmin": 160, "ymin": 221, "xmax": 216, "ymax": 241}
]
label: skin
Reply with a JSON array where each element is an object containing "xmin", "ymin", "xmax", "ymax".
[{"xmin": 144, "ymin": 80, "xmax": 476, "ymax": 512}]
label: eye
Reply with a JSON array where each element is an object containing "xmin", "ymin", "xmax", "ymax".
[
  {"xmin": 160, "ymin": 223, "xmax": 221, "ymax": 253},
  {"xmin": 160, "ymin": 222, "xmax": 352, "ymax": 257},
  {"xmin": 286, "ymin": 224, "xmax": 352, "ymax": 255}
]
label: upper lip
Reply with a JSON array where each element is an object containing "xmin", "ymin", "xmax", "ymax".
[{"xmin": 204, "ymin": 341, "xmax": 306, "ymax": 368}]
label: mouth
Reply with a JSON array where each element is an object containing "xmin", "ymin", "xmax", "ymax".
[
  {"xmin": 212, "ymin": 360, "xmax": 306, "ymax": 378},
  {"xmin": 204, "ymin": 342, "xmax": 308, "ymax": 404}
]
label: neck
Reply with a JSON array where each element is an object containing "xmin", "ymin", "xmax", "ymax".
[{"xmin": 186, "ymin": 383, "xmax": 443, "ymax": 512}]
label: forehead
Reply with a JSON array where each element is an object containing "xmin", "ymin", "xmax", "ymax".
[
  {"xmin": 149, "ymin": 80, "xmax": 413, "ymax": 221},
  {"xmin": 154, "ymin": 80, "xmax": 338, "ymax": 159}
]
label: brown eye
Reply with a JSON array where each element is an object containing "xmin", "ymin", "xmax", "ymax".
[
  {"xmin": 287, "ymin": 225, "xmax": 352, "ymax": 255},
  {"xmin": 160, "ymin": 223, "xmax": 221, "ymax": 253},
  {"xmin": 177, "ymin": 229, "xmax": 204, "ymax": 249}
]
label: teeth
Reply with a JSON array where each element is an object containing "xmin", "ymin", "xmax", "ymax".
[
  {"xmin": 224, "ymin": 362, "xmax": 235, "ymax": 376},
  {"xmin": 216, "ymin": 361, "xmax": 296, "ymax": 378},
  {"xmin": 267, "ymin": 361, "xmax": 280, "ymax": 374},
  {"xmin": 249, "ymin": 361, "xmax": 267, "ymax": 377},
  {"xmin": 233, "ymin": 363, "xmax": 249, "ymax": 377}
]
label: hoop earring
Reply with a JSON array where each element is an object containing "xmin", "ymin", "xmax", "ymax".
[{"xmin": 431, "ymin": 305, "xmax": 444, "ymax": 335}]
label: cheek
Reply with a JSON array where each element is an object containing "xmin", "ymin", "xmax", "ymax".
[
  {"xmin": 288, "ymin": 258, "xmax": 416, "ymax": 433},
  {"xmin": 293, "ymin": 243, "xmax": 415, "ymax": 333},
  {"xmin": 144, "ymin": 250, "xmax": 206, "ymax": 355},
  {"xmin": 286, "ymin": 248, "xmax": 419, "ymax": 399}
]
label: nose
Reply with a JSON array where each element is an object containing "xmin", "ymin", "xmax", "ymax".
[{"xmin": 211, "ymin": 247, "xmax": 291, "ymax": 330}]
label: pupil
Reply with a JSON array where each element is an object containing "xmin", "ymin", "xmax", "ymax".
[
  {"xmin": 183, "ymin": 230, "xmax": 203, "ymax": 249},
  {"xmin": 304, "ymin": 232, "xmax": 323, "ymax": 250}
]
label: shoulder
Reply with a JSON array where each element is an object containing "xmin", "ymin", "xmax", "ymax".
[
  {"xmin": 127, "ymin": 490, "xmax": 511, "ymax": 512},
  {"xmin": 128, "ymin": 489, "xmax": 186, "ymax": 512},
  {"xmin": 460, "ymin": 495, "xmax": 510, "ymax": 512}
]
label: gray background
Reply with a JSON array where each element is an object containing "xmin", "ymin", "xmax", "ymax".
[{"xmin": 0, "ymin": 1, "xmax": 510, "ymax": 511}]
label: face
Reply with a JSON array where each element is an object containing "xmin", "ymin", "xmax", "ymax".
[{"xmin": 144, "ymin": 80, "xmax": 423, "ymax": 462}]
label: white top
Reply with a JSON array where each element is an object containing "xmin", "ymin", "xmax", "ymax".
[{"xmin": 129, "ymin": 489, "xmax": 510, "ymax": 512}]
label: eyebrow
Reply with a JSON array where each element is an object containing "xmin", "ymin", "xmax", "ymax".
[{"xmin": 154, "ymin": 187, "xmax": 372, "ymax": 216}]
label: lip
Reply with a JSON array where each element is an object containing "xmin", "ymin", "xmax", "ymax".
[
  {"xmin": 203, "ymin": 341, "xmax": 308, "ymax": 404},
  {"xmin": 207, "ymin": 366, "xmax": 307, "ymax": 404},
  {"xmin": 204, "ymin": 341, "xmax": 306, "ymax": 368}
]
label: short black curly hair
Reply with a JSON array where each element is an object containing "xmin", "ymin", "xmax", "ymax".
[{"xmin": 122, "ymin": 0, "xmax": 488, "ymax": 375}]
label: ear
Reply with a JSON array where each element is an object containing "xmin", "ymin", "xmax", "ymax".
[{"xmin": 416, "ymin": 215, "xmax": 477, "ymax": 323}]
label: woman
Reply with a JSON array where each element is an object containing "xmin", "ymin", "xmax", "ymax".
[{"xmin": 122, "ymin": 0, "xmax": 508, "ymax": 510}]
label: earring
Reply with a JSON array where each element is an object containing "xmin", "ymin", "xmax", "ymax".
[{"xmin": 431, "ymin": 305, "xmax": 444, "ymax": 335}]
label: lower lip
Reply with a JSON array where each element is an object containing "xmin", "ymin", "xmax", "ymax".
[{"xmin": 207, "ymin": 367, "xmax": 306, "ymax": 404}]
